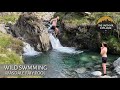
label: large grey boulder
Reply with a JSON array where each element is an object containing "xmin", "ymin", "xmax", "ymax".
[
  {"xmin": 11, "ymin": 12, "xmax": 55, "ymax": 52},
  {"xmin": 113, "ymin": 57, "xmax": 120, "ymax": 67}
]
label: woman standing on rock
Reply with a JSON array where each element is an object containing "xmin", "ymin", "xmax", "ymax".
[{"xmin": 100, "ymin": 42, "xmax": 108, "ymax": 76}]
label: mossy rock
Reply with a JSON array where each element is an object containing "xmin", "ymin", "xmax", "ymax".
[{"xmin": 62, "ymin": 13, "xmax": 90, "ymax": 29}]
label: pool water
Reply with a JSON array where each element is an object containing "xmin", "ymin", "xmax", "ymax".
[{"xmin": 23, "ymin": 50, "xmax": 119, "ymax": 78}]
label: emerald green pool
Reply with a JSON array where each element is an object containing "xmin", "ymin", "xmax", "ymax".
[{"xmin": 24, "ymin": 50, "xmax": 119, "ymax": 78}]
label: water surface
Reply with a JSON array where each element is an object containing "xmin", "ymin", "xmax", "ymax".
[{"xmin": 24, "ymin": 50, "xmax": 119, "ymax": 78}]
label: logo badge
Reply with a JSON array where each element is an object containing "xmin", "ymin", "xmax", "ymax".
[{"xmin": 96, "ymin": 16, "xmax": 116, "ymax": 35}]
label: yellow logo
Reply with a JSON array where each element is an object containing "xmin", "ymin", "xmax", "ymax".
[
  {"xmin": 96, "ymin": 16, "xmax": 116, "ymax": 36},
  {"xmin": 97, "ymin": 16, "xmax": 114, "ymax": 24},
  {"xmin": 97, "ymin": 16, "xmax": 116, "ymax": 30}
]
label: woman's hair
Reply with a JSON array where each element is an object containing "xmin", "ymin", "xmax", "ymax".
[
  {"xmin": 56, "ymin": 16, "xmax": 59, "ymax": 20},
  {"xmin": 102, "ymin": 42, "xmax": 107, "ymax": 47}
]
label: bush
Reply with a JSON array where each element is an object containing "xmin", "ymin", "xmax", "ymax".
[{"xmin": 107, "ymin": 36, "xmax": 120, "ymax": 55}]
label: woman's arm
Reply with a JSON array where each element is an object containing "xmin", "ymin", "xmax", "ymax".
[
  {"xmin": 50, "ymin": 18, "xmax": 55, "ymax": 23},
  {"xmin": 100, "ymin": 48, "xmax": 105, "ymax": 55}
]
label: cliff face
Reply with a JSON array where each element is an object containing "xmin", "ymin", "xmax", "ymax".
[
  {"xmin": 10, "ymin": 12, "xmax": 55, "ymax": 52},
  {"xmin": 57, "ymin": 12, "xmax": 120, "ymax": 55},
  {"xmin": 60, "ymin": 24, "xmax": 100, "ymax": 51}
]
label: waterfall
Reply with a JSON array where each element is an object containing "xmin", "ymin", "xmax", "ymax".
[
  {"xmin": 23, "ymin": 42, "xmax": 41, "ymax": 56},
  {"xmin": 49, "ymin": 33, "xmax": 83, "ymax": 54},
  {"xmin": 49, "ymin": 33, "xmax": 62, "ymax": 49}
]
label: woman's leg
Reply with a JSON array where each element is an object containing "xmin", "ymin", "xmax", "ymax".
[
  {"xmin": 102, "ymin": 63, "xmax": 106, "ymax": 75},
  {"xmin": 55, "ymin": 28, "xmax": 59, "ymax": 35}
]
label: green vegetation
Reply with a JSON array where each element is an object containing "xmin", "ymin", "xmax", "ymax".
[
  {"xmin": 0, "ymin": 13, "xmax": 42, "ymax": 78},
  {"xmin": 0, "ymin": 47, "xmax": 23, "ymax": 64},
  {"xmin": 88, "ymin": 12, "xmax": 120, "ymax": 24},
  {"xmin": 0, "ymin": 32, "xmax": 42, "ymax": 78},
  {"xmin": 0, "ymin": 34, "xmax": 11, "ymax": 48},
  {"xmin": 0, "ymin": 14, "xmax": 20, "ymax": 24},
  {"xmin": 56, "ymin": 12, "xmax": 120, "ymax": 55},
  {"xmin": 62, "ymin": 13, "xmax": 90, "ymax": 26},
  {"xmin": 56, "ymin": 12, "xmax": 120, "ymax": 26},
  {"xmin": 0, "ymin": 32, "xmax": 23, "ymax": 53},
  {"xmin": 0, "ymin": 32, "xmax": 23, "ymax": 64},
  {"xmin": 54, "ymin": 12, "xmax": 66, "ymax": 20},
  {"xmin": 107, "ymin": 36, "xmax": 120, "ymax": 55}
]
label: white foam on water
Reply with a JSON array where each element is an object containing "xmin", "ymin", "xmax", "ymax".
[
  {"xmin": 49, "ymin": 33, "xmax": 83, "ymax": 54},
  {"xmin": 23, "ymin": 42, "xmax": 41, "ymax": 56}
]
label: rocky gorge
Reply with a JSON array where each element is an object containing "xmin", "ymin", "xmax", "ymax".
[
  {"xmin": 9, "ymin": 12, "xmax": 55, "ymax": 52},
  {"xmin": 6, "ymin": 12, "xmax": 120, "ymax": 55},
  {"xmin": 0, "ymin": 12, "xmax": 120, "ymax": 78},
  {"xmin": 57, "ymin": 12, "xmax": 120, "ymax": 55}
]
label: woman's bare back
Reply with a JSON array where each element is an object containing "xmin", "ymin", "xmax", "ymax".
[{"xmin": 101, "ymin": 47, "xmax": 107, "ymax": 57}]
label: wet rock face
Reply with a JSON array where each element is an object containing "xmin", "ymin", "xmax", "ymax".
[
  {"xmin": 58, "ymin": 13, "xmax": 99, "ymax": 49},
  {"xmin": 11, "ymin": 12, "xmax": 55, "ymax": 52},
  {"xmin": 113, "ymin": 57, "xmax": 120, "ymax": 67},
  {"xmin": 113, "ymin": 57, "xmax": 120, "ymax": 75},
  {"xmin": 60, "ymin": 23, "xmax": 100, "ymax": 51}
]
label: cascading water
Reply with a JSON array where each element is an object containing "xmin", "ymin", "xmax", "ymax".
[
  {"xmin": 23, "ymin": 42, "xmax": 41, "ymax": 56},
  {"xmin": 49, "ymin": 33, "xmax": 83, "ymax": 54},
  {"xmin": 49, "ymin": 33, "xmax": 62, "ymax": 48}
]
